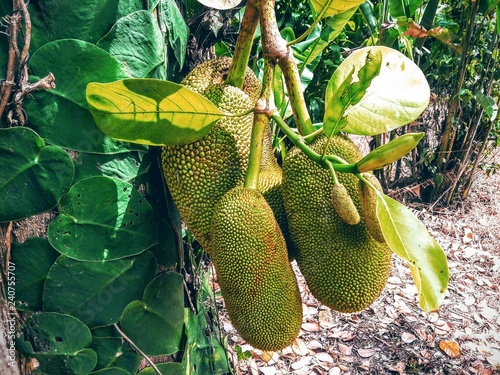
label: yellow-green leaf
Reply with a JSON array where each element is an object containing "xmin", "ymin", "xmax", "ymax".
[
  {"xmin": 309, "ymin": 0, "xmax": 365, "ymax": 18},
  {"xmin": 86, "ymin": 79, "xmax": 224, "ymax": 146},
  {"xmin": 375, "ymin": 192, "xmax": 449, "ymax": 311}
]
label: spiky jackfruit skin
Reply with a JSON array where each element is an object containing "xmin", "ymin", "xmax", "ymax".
[
  {"xmin": 282, "ymin": 134, "xmax": 392, "ymax": 313},
  {"xmin": 162, "ymin": 84, "xmax": 254, "ymax": 252},
  {"xmin": 358, "ymin": 173, "xmax": 385, "ymax": 243},
  {"xmin": 181, "ymin": 57, "xmax": 262, "ymax": 102},
  {"xmin": 211, "ymin": 187, "xmax": 302, "ymax": 351}
]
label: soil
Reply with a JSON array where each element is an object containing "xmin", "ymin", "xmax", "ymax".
[{"xmin": 216, "ymin": 153, "xmax": 500, "ymax": 375}]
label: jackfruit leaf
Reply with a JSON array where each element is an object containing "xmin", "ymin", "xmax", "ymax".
[
  {"xmin": 323, "ymin": 48, "xmax": 382, "ymax": 137},
  {"xmin": 474, "ymin": 92, "xmax": 498, "ymax": 122},
  {"xmin": 196, "ymin": 0, "xmax": 242, "ymax": 10},
  {"xmin": 309, "ymin": 0, "xmax": 365, "ymax": 18},
  {"xmin": 325, "ymin": 46, "xmax": 430, "ymax": 135},
  {"xmin": 120, "ymin": 272, "xmax": 184, "ymax": 356},
  {"xmin": 43, "ymin": 252, "xmax": 157, "ymax": 328},
  {"xmin": 90, "ymin": 327, "xmax": 140, "ymax": 373},
  {"xmin": 97, "ymin": 11, "xmax": 165, "ymax": 79},
  {"xmin": 137, "ymin": 363, "xmax": 185, "ymax": 375},
  {"xmin": 356, "ymin": 132, "xmax": 424, "ymax": 172},
  {"xmin": 86, "ymin": 79, "xmax": 224, "ymax": 146},
  {"xmin": 16, "ymin": 312, "xmax": 97, "ymax": 375},
  {"xmin": 73, "ymin": 152, "xmax": 151, "ymax": 184},
  {"xmin": 375, "ymin": 192, "xmax": 449, "ymax": 311},
  {"xmin": 47, "ymin": 176, "xmax": 158, "ymax": 262},
  {"xmin": 27, "ymin": 39, "xmax": 143, "ymax": 153},
  {"xmin": 0, "ymin": 127, "xmax": 74, "ymax": 222},
  {"xmin": 11, "ymin": 237, "xmax": 60, "ymax": 311},
  {"xmin": 159, "ymin": 0, "xmax": 189, "ymax": 69}
]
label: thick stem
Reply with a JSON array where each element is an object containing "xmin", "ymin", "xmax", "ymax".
[
  {"xmin": 259, "ymin": 0, "xmax": 316, "ymax": 138},
  {"xmin": 271, "ymin": 112, "xmax": 357, "ymax": 173},
  {"xmin": 244, "ymin": 59, "xmax": 273, "ymax": 189},
  {"xmin": 225, "ymin": 0, "xmax": 260, "ymax": 89}
]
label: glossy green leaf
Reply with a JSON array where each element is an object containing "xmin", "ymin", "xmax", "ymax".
[
  {"xmin": 26, "ymin": 92, "xmax": 146, "ymax": 154},
  {"xmin": 73, "ymin": 152, "xmax": 151, "ymax": 184},
  {"xmin": 474, "ymin": 92, "xmax": 498, "ymax": 121},
  {"xmin": 30, "ymin": 39, "xmax": 128, "ymax": 108},
  {"xmin": 97, "ymin": 11, "xmax": 165, "ymax": 78},
  {"xmin": 159, "ymin": 0, "xmax": 189, "ymax": 69},
  {"xmin": 43, "ymin": 251, "xmax": 157, "ymax": 327},
  {"xmin": 120, "ymin": 272, "xmax": 184, "ymax": 356},
  {"xmin": 309, "ymin": 0, "xmax": 365, "ymax": 18},
  {"xmin": 48, "ymin": 176, "xmax": 158, "ymax": 261},
  {"xmin": 90, "ymin": 327, "xmax": 140, "ymax": 373},
  {"xmin": 11, "ymin": 237, "xmax": 60, "ymax": 311},
  {"xmin": 375, "ymin": 192, "xmax": 449, "ymax": 311},
  {"xmin": 27, "ymin": 0, "xmax": 144, "ymax": 52},
  {"xmin": 27, "ymin": 39, "xmax": 143, "ymax": 153},
  {"xmin": 16, "ymin": 312, "xmax": 97, "ymax": 375},
  {"xmin": 0, "ymin": 127, "xmax": 74, "ymax": 222},
  {"xmin": 87, "ymin": 79, "xmax": 224, "ymax": 146},
  {"xmin": 138, "ymin": 363, "xmax": 185, "ymax": 375},
  {"xmin": 325, "ymin": 46, "xmax": 430, "ymax": 135},
  {"xmin": 324, "ymin": 48, "xmax": 382, "ymax": 137}
]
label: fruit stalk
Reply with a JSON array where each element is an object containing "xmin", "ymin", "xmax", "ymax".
[
  {"xmin": 225, "ymin": 0, "xmax": 260, "ymax": 89},
  {"xmin": 259, "ymin": 0, "xmax": 316, "ymax": 138},
  {"xmin": 245, "ymin": 60, "xmax": 274, "ymax": 190}
]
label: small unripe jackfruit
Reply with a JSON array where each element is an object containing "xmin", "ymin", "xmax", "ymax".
[
  {"xmin": 211, "ymin": 187, "xmax": 302, "ymax": 351},
  {"xmin": 331, "ymin": 184, "xmax": 360, "ymax": 225},
  {"xmin": 358, "ymin": 173, "xmax": 385, "ymax": 243},
  {"xmin": 282, "ymin": 134, "xmax": 392, "ymax": 313},
  {"xmin": 162, "ymin": 84, "xmax": 254, "ymax": 252}
]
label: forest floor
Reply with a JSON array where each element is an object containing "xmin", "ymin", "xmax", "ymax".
[{"xmin": 216, "ymin": 152, "xmax": 500, "ymax": 375}]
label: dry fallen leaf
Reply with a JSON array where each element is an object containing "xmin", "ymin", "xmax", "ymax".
[
  {"xmin": 439, "ymin": 340, "xmax": 461, "ymax": 358},
  {"xmin": 314, "ymin": 352, "xmax": 334, "ymax": 364},
  {"xmin": 302, "ymin": 322, "xmax": 320, "ymax": 332},
  {"xmin": 357, "ymin": 348, "xmax": 376, "ymax": 358},
  {"xmin": 401, "ymin": 332, "xmax": 417, "ymax": 343},
  {"xmin": 338, "ymin": 343, "xmax": 352, "ymax": 356},
  {"xmin": 292, "ymin": 338, "xmax": 310, "ymax": 356}
]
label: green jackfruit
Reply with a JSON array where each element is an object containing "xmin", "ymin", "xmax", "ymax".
[
  {"xmin": 282, "ymin": 134, "xmax": 392, "ymax": 313},
  {"xmin": 162, "ymin": 84, "xmax": 254, "ymax": 252},
  {"xmin": 181, "ymin": 57, "xmax": 262, "ymax": 102},
  {"xmin": 358, "ymin": 173, "xmax": 385, "ymax": 243},
  {"xmin": 210, "ymin": 186, "xmax": 302, "ymax": 351},
  {"xmin": 331, "ymin": 184, "xmax": 360, "ymax": 225}
]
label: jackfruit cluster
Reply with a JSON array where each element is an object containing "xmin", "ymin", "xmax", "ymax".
[
  {"xmin": 282, "ymin": 134, "xmax": 392, "ymax": 313},
  {"xmin": 211, "ymin": 187, "xmax": 302, "ymax": 350}
]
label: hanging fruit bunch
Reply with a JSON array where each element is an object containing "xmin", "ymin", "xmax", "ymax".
[{"xmin": 87, "ymin": 0, "xmax": 449, "ymax": 352}]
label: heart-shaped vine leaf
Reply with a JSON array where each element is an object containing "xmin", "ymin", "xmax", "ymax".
[
  {"xmin": 375, "ymin": 192, "xmax": 449, "ymax": 311},
  {"xmin": 73, "ymin": 152, "xmax": 151, "ymax": 184},
  {"xmin": 11, "ymin": 237, "xmax": 60, "ymax": 311},
  {"xmin": 97, "ymin": 11, "xmax": 165, "ymax": 79},
  {"xmin": 16, "ymin": 312, "xmax": 97, "ymax": 375},
  {"xmin": 27, "ymin": 39, "xmax": 144, "ymax": 154},
  {"xmin": 91, "ymin": 368, "xmax": 133, "ymax": 375},
  {"xmin": 43, "ymin": 251, "xmax": 157, "ymax": 327},
  {"xmin": 325, "ymin": 46, "xmax": 430, "ymax": 135},
  {"xmin": 48, "ymin": 176, "xmax": 157, "ymax": 261},
  {"xmin": 120, "ymin": 272, "xmax": 184, "ymax": 356},
  {"xmin": 86, "ymin": 79, "xmax": 224, "ymax": 146},
  {"xmin": 0, "ymin": 127, "xmax": 74, "ymax": 222},
  {"xmin": 90, "ymin": 326, "xmax": 140, "ymax": 373}
]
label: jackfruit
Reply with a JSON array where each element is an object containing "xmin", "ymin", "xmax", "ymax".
[
  {"xmin": 162, "ymin": 83, "xmax": 254, "ymax": 252},
  {"xmin": 210, "ymin": 186, "xmax": 302, "ymax": 351},
  {"xmin": 358, "ymin": 173, "xmax": 385, "ymax": 243},
  {"xmin": 282, "ymin": 134, "xmax": 392, "ymax": 313},
  {"xmin": 181, "ymin": 57, "xmax": 262, "ymax": 102},
  {"xmin": 331, "ymin": 183, "xmax": 361, "ymax": 225}
]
